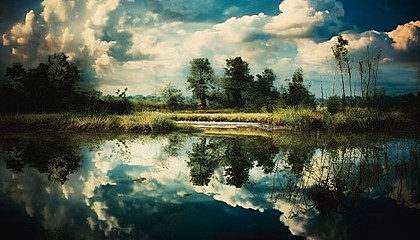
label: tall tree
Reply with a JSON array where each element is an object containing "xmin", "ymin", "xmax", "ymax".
[
  {"xmin": 281, "ymin": 67, "xmax": 315, "ymax": 108},
  {"xmin": 251, "ymin": 68, "xmax": 280, "ymax": 111},
  {"xmin": 331, "ymin": 35, "xmax": 349, "ymax": 107},
  {"xmin": 223, "ymin": 57, "xmax": 254, "ymax": 108},
  {"xmin": 187, "ymin": 58, "xmax": 214, "ymax": 108},
  {"xmin": 358, "ymin": 46, "xmax": 382, "ymax": 104},
  {"xmin": 187, "ymin": 137, "xmax": 219, "ymax": 186}
]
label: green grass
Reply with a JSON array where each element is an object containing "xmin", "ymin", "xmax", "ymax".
[
  {"xmin": 165, "ymin": 112, "xmax": 272, "ymax": 123},
  {"xmin": 167, "ymin": 107, "xmax": 417, "ymax": 132},
  {"xmin": 0, "ymin": 108, "xmax": 417, "ymax": 134},
  {"xmin": 0, "ymin": 112, "xmax": 182, "ymax": 134}
]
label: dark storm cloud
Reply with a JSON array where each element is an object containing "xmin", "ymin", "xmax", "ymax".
[{"xmin": 340, "ymin": 0, "xmax": 420, "ymax": 32}]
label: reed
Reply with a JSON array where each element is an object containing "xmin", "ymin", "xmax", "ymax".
[
  {"xmin": 0, "ymin": 112, "xmax": 179, "ymax": 134},
  {"xmin": 0, "ymin": 108, "xmax": 415, "ymax": 133},
  {"xmin": 167, "ymin": 112, "xmax": 272, "ymax": 123}
]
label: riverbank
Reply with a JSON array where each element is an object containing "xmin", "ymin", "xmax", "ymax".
[
  {"xmin": 0, "ymin": 112, "xmax": 187, "ymax": 134},
  {"xmin": 0, "ymin": 108, "xmax": 418, "ymax": 134}
]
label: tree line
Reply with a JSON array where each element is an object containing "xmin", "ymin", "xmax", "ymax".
[
  {"xmin": 186, "ymin": 57, "xmax": 315, "ymax": 111},
  {"xmin": 1, "ymin": 35, "xmax": 418, "ymax": 114},
  {"xmin": 0, "ymin": 53, "xmax": 133, "ymax": 114}
]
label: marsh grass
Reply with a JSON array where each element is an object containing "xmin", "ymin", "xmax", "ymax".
[
  {"xmin": 0, "ymin": 108, "xmax": 416, "ymax": 133},
  {"xmin": 328, "ymin": 108, "xmax": 413, "ymax": 131},
  {"xmin": 0, "ymin": 111, "xmax": 180, "ymax": 134},
  {"xmin": 171, "ymin": 107, "xmax": 416, "ymax": 132},
  {"xmin": 167, "ymin": 112, "xmax": 272, "ymax": 123}
]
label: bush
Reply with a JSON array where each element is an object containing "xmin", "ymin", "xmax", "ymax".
[
  {"xmin": 101, "ymin": 98, "xmax": 134, "ymax": 114},
  {"xmin": 326, "ymin": 96, "xmax": 342, "ymax": 115}
]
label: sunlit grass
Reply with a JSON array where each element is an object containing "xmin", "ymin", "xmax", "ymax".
[
  {"xmin": 0, "ymin": 112, "xmax": 180, "ymax": 134},
  {"xmin": 0, "ymin": 107, "xmax": 416, "ymax": 134},
  {"xmin": 166, "ymin": 112, "xmax": 272, "ymax": 123}
]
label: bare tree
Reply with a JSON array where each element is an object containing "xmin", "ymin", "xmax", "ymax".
[
  {"xmin": 331, "ymin": 35, "xmax": 349, "ymax": 107},
  {"xmin": 372, "ymin": 49, "xmax": 382, "ymax": 100},
  {"xmin": 358, "ymin": 46, "xmax": 382, "ymax": 104}
]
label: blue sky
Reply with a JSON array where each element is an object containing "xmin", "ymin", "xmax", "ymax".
[{"xmin": 1, "ymin": 0, "xmax": 419, "ymax": 97}]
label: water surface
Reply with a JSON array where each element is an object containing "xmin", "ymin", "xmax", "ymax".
[{"xmin": 0, "ymin": 131, "xmax": 419, "ymax": 239}]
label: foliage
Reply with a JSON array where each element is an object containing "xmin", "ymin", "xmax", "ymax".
[
  {"xmin": 281, "ymin": 68, "xmax": 315, "ymax": 108},
  {"xmin": 1, "ymin": 53, "xmax": 86, "ymax": 112},
  {"xmin": 250, "ymin": 69, "xmax": 280, "ymax": 111},
  {"xmin": 326, "ymin": 96, "xmax": 342, "ymax": 115},
  {"xmin": 161, "ymin": 83, "xmax": 183, "ymax": 111},
  {"xmin": 223, "ymin": 57, "xmax": 254, "ymax": 108},
  {"xmin": 187, "ymin": 58, "xmax": 215, "ymax": 108}
]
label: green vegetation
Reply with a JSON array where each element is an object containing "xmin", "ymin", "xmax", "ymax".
[
  {"xmin": 280, "ymin": 67, "xmax": 315, "ymax": 108},
  {"xmin": 0, "ymin": 44, "xmax": 418, "ymax": 134},
  {"xmin": 0, "ymin": 112, "xmax": 184, "ymax": 134}
]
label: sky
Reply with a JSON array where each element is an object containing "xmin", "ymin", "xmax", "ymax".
[{"xmin": 1, "ymin": 0, "xmax": 419, "ymax": 97}]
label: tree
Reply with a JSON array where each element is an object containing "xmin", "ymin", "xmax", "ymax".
[
  {"xmin": 187, "ymin": 58, "xmax": 214, "ymax": 108},
  {"xmin": 251, "ymin": 68, "xmax": 280, "ymax": 111},
  {"xmin": 161, "ymin": 83, "xmax": 182, "ymax": 111},
  {"xmin": 223, "ymin": 57, "xmax": 254, "ymax": 108},
  {"xmin": 1, "ymin": 52, "xmax": 85, "ymax": 112},
  {"xmin": 331, "ymin": 35, "xmax": 349, "ymax": 107},
  {"xmin": 5, "ymin": 62, "xmax": 25, "ymax": 88},
  {"xmin": 281, "ymin": 67, "xmax": 315, "ymax": 108},
  {"xmin": 358, "ymin": 46, "xmax": 382, "ymax": 105},
  {"xmin": 187, "ymin": 137, "xmax": 219, "ymax": 186}
]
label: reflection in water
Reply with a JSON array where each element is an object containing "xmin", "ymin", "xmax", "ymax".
[
  {"xmin": 187, "ymin": 136, "xmax": 279, "ymax": 188},
  {"xmin": 1, "ymin": 134, "xmax": 82, "ymax": 183},
  {"xmin": 0, "ymin": 132, "xmax": 419, "ymax": 239}
]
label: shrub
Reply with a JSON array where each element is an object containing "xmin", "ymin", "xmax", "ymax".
[{"xmin": 326, "ymin": 96, "xmax": 342, "ymax": 115}]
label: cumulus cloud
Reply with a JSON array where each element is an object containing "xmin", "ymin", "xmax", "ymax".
[
  {"xmin": 389, "ymin": 21, "xmax": 420, "ymax": 50},
  {"xmin": 2, "ymin": 10, "xmax": 42, "ymax": 64},
  {"xmin": 213, "ymin": 13, "xmax": 270, "ymax": 44},
  {"xmin": 41, "ymin": 0, "xmax": 73, "ymax": 22},
  {"xmin": 1, "ymin": 0, "xmax": 419, "ymax": 95},
  {"xmin": 265, "ymin": 0, "xmax": 344, "ymax": 39},
  {"xmin": 388, "ymin": 21, "xmax": 420, "ymax": 65}
]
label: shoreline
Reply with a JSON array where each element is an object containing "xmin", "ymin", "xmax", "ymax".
[{"xmin": 0, "ymin": 110, "xmax": 419, "ymax": 134}]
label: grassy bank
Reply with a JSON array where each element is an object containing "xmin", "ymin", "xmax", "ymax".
[
  {"xmin": 167, "ymin": 107, "xmax": 418, "ymax": 132},
  {"xmin": 0, "ymin": 112, "xmax": 192, "ymax": 134},
  {"xmin": 0, "ymin": 107, "xmax": 417, "ymax": 134}
]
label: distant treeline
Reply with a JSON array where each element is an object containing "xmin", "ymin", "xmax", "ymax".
[{"xmin": 0, "ymin": 52, "xmax": 419, "ymax": 115}]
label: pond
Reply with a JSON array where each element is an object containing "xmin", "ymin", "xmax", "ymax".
[{"xmin": 0, "ymin": 130, "xmax": 419, "ymax": 240}]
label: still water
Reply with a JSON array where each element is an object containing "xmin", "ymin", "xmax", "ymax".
[{"xmin": 0, "ymin": 131, "xmax": 419, "ymax": 240}]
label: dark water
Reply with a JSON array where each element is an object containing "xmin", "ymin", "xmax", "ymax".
[{"xmin": 0, "ymin": 131, "xmax": 419, "ymax": 240}]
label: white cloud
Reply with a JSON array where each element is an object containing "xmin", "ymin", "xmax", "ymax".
[
  {"xmin": 2, "ymin": 10, "xmax": 38, "ymax": 61},
  {"xmin": 213, "ymin": 13, "xmax": 269, "ymax": 44},
  {"xmin": 41, "ymin": 0, "xmax": 73, "ymax": 22},
  {"xmin": 388, "ymin": 20, "xmax": 420, "ymax": 50},
  {"xmin": 87, "ymin": 0, "xmax": 120, "ymax": 27},
  {"xmin": 1, "ymin": 0, "xmax": 418, "ymax": 96},
  {"xmin": 265, "ymin": 0, "xmax": 344, "ymax": 38}
]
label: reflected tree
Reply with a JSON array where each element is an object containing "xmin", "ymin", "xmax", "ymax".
[
  {"xmin": 187, "ymin": 137, "xmax": 219, "ymax": 186},
  {"xmin": 162, "ymin": 134, "xmax": 188, "ymax": 157},
  {"xmin": 222, "ymin": 138, "xmax": 254, "ymax": 188},
  {"xmin": 285, "ymin": 147, "xmax": 315, "ymax": 176},
  {"xmin": 248, "ymin": 138, "xmax": 279, "ymax": 174},
  {"xmin": 185, "ymin": 135, "xmax": 280, "ymax": 188},
  {"xmin": 1, "ymin": 136, "xmax": 83, "ymax": 183}
]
